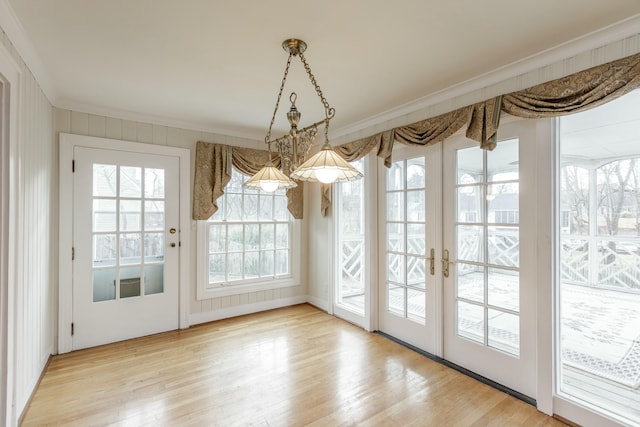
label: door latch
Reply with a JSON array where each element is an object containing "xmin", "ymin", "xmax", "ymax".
[
  {"xmin": 441, "ymin": 249, "xmax": 455, "ymax": 278},
  {"xmin": 426, "ymin": 248, "xmax": 435, "ymax": 276}
]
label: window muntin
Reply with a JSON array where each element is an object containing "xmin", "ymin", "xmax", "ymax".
[{"xmin": 205, "ymin": 168, "xmax": 292, "ymax": 288}]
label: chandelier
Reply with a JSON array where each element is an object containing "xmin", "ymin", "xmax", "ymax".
[{"xmin": 244, "ymin": 39, "xmax": 362, "ymax": 192}]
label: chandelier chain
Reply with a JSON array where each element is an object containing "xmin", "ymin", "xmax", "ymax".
[
  {"xmin": 299, "ymin": 52, "xmax": 331, "ymax": 114},
  {"xmin": 265, "ymin": 53, "xmax": 294, "ymax": 144}
]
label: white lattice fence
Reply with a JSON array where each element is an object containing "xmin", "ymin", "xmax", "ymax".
[{"xmin": 341, "ymin": 237, "xmax": 363, "ymax": 283}]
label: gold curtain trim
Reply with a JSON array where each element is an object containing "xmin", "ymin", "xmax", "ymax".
[{"xmin": 192, "ymin": 141, "xmax": 304, "ymax": 220}]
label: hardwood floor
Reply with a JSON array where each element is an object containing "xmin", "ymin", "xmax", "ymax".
[{"xmin": 22, "ymin": 304, "xmax": 565, "ymax": 426}]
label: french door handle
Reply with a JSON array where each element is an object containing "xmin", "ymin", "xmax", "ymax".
[
  {"xmin": 426, "ymin": 248, "xmax": 435, "ymax": 276},
  {"xmin": 441, "ymin": 249, "xmax": 455, "ymax": 278}
]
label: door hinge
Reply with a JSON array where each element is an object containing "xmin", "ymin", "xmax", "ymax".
[
  {"xmin": 72, "ymin": 247, "xmax": 75, "ymax": 260},
  {"xmin": 72, "ymin": 159, "xmax": 75, "ymax": 172},
  {"xmin": 71, "ymin": 323, "xmax": 74, "ymax": 336}
]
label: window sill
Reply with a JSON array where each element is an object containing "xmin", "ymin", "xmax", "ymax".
[{"xmin": 197, "ymin": 277, "xmax": 300, "ymax": 299}]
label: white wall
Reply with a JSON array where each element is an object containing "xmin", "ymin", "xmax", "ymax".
[
  {"xmin": 305, "ymin": 182, "xmax": 331, "ymax": 312},
  {"xmin": 53, "ymin": 109, "xmax": 309, "ymax": 327},
  {"xmin": 0, "ymin": 27, "xmax": 55, "ymax": 424}
]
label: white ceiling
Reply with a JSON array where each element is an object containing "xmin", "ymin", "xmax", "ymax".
[{"xmin": 7, "ymin": 0, "xmax": 640, "ymax": 141}]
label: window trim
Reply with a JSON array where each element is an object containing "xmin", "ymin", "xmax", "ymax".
[{"xmin": 196, "ymin": 210, "xmax": 301, "ymax": 300}]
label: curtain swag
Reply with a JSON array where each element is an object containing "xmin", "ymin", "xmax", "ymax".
[
  {"xmin": 193, "ymin": 52, "xmax": 640, "ymax": 220},
  {"xmin": 193, "ymin": 141, "xmax": 303, "ymax": 220}
]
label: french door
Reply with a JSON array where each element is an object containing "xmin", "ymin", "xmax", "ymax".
[
  {"xmin": 378, "ymin": 144, "xmax": 440, "ymax": 353},
  {"xmin": 442, "ymin": 120, "xmax": 537, "ymax": 398},
  {"xmin": 377, "ymin": 119, "xmax": 537, "ymax": 398},
  {"xmin": 72, "ymin": 146, "xmax": 180, "ymax": 350}
]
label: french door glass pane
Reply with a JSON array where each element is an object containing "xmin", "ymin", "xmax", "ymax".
[
  {"xmin": 454, "ymin": 140, "xmax": 520, "ymax": 354},
  {"xmin": 385, "ymin": 156, "xmax": 426, "ymax": 323},
  {"xmin": 388, "ymin": 284, "xmax": 405, "ymax": 316},
  {"xmin": 558, "ymin": 90, "xmax": 640, "ymax": 424},
  {"xmin": 457, "ymin": 185, "xmax": 482, "ymax": 223},
  {"xmin": 457, "ymin": 301, "xmax": 484, "ymax": 344},
  {"xmin": 488, "ymin": 309, "xmax": 519, "ymax": 356},
  {"xmin": 457, "ymin": 263, "xmax": 484, "ymax": 303}
]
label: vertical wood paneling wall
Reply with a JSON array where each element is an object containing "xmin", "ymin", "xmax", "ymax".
[
  {"xmin": 53, "ymin": 109, "xmax": 308, "ymax": 325},
  {"xmin": 0, "ymin": 28, "xmax": 54, "ymax": 422}
]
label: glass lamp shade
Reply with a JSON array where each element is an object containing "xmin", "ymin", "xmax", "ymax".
[
  {"xmin": 244, "ymin": 163, "xmax": 297, "ymax": 192},
  {"xmin": 290, "ymin": 143, "xmax": 363, "ymax": 184}
]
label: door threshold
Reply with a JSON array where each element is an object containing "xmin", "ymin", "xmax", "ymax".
[{"xmin": 375, "ymin": 331, "xmax": 536, "ymax": 407}]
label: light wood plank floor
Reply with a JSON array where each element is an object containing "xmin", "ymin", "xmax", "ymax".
[{"xmin": 22, "ymin": 304, "xmax": 566, "ymax": 426}]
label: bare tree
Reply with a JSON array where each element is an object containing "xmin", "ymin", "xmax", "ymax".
[
  {"xmin": 598, "ymin": 159, "xmax": 634, "ymax": 236},
  {"xmin": 562, "ymin": 165, "xmax": 589, "ymax": 235}
]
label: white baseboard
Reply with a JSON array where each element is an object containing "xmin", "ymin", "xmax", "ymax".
[
  {"xmin": 305, "ymin": 295, "xmax": 330, "ymax": 313},
  {"xmin": 188, "ymin": 296, "xmax": 307, "ymax": 326}
]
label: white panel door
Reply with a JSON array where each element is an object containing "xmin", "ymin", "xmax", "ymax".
[
  {"xmin": 442, "ymin": 120, "xmax": 537, "ymax": 398},
  {"xmin": 72, "ymin": 146, "xmax": 180, "ymax": 350},
  {"xmin": 378, "ymin": 144, "xmax": 441, "ymax": 353}
]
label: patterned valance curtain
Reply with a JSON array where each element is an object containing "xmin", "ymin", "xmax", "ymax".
[
  {"xmin": 193, "ymin": 52, "xmax": 640, "ymax": 219},
  {"xmin": 370, "ymin": 51, "xmax": 640, "ymax": 152},
  {"xmin": 193, "ymin": 141, "xmax": 303, "ymax": 220}
]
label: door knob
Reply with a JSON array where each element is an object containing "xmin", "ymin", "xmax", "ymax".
[{"xmin": 170, "ymin": 242, "xmax": 176, "ymax": 247}]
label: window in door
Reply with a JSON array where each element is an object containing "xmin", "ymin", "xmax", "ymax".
[
  {"xmin": 558, "ymin": 89, "xmax": 640, "ymax": 424},
  {"xmin": 455, "ymin": 139, "xmax": 520, "ymax": 356},
  {"xmin": 385, "ymin": 157, "xmax": 427, "ymax": 322},
  {"xmin": 91, "ymin": 164, "xmax": 166, "ymax": 301}
]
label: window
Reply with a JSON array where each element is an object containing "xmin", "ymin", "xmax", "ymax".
[
  {"xmin": 197, "ymin": 167, "xmax": 300, "ymax": 299},
  {"xmin": 335, "ymin": 159, "xmax": 365, "ymax": 315},
  {"xmin": 557, "ymin": 89, "xmax": 640, "ymax": 425}
]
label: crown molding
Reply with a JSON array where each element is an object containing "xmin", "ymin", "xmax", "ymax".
[
  {"xmin": 331, "ymin": 13, "xmax": 640, "ymax": 142},
  {"xmin": 0, "ymin": 0, "xmax": 57, "ymax": 103},
  {"xmin": 54, "ymin": 98, "xmax": 266, "ymax": 142}
]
